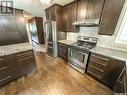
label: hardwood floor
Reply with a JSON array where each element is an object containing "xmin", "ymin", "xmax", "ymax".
[{"xmin": 0, "ymin": 52, "xmax": 113, "ymax": 95}]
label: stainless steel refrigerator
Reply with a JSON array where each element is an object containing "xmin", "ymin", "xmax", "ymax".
[{"xmin": 44, "ymin": 21, "xmax": 67, "ymax": 57}]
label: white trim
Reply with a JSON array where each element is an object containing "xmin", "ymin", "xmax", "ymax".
[{"xmin": 115, "ymin": 0, "xmax": 127, "ymax": 44}]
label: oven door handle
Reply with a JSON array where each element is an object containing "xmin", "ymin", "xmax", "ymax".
[{"xmin": 68, "ymin": 48, "xmax": 88, "ymax": 55}]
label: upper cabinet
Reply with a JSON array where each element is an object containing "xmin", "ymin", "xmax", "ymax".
[
  {"xmin": 0, "ymin": 8, "xmax": 28, "ymax": 46},
  {"xmin": 14, "ymin": 10, "xmax": 28, "ymax": 42},
  {"xmin": 45, "ymin": 6, "xmax": 56, "ymax": 21},
  {"xmin": 45, "ymin": 0, "xmax": 125, "ymax": 35},
  {"xmin": 45, "ymin": 4, "xmax": 63, "ymax": 32},
  {"xmin": 99, "ymin": 0, "xmax": 125, "ymax": 35},
  {"xmin": 87, "ymin": 0, "xmax": 104, "ymax": 20},
  {"xmin": 77, "ymin": 0, "xmax": 88, "ymax": 21},
  {"xmin": 63, "ymin": 2, "xmax": 77, "ymax": 32},
  {"xmin": 77, "ymin": 0, "xmax": 104, "ymax": 21}
]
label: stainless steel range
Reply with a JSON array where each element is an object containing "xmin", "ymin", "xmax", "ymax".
[{"xmin": 68, "ymin": 36, "xmax": 98, "ymax": 74}]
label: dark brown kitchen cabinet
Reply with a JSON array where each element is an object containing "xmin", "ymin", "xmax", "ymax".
[
  {"xmin": 63, "ymin": 2, "xmax": 77, "ymax": 32},
  {"xmin": 99, "ymin": 0, "xmax": 125, "ymax": 35},
  {"xmin": 0, "ymin": 54, "xmax": 20, "ymax": 86},
  {"xmin": 77, "ymin": 0, "xmax": 88, "ymax": 21},
  {"xmin": 1, "ymin": 15, "xmax": 21, "ymax": 44},
  {"xmin": 29, "ymin": 17, "xmax": 45, "ymax": 44},
  {"xmin": 0, "ymin": 8, "xmax": 28, "ymax": 46},
  {"xmin": 45, "ymin": 4, "xmax": 63, "ymax": 32},
  {"xmin": 0, "ymin": 50, "xmax": 36, "ymax": 86},
  {"xmin": 58, "ymin": 42, "xmax": 68, "ymax": 61},
  {"xmin": 87, "ymin": 53, "xmax": 126, "ymax": 88},
  {"xmin": 45, "ymin": 6, "xmax": 56, "ymax": 21},
  {"xmin": 15, "ymin": 50, "xmax": 36, "ymax": 76},
  {"xmin": 77, "ymin": 0, "xmax": 104, "ymax": 21},
  {"xmin": 87, "ymin": 0, "xmax": 104, "ymax": 20},
  {"xmin": 14, "ymin": 9, "xmax": 28, "ymax": 42}
]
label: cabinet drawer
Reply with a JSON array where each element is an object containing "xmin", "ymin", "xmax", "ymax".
[
  {"xmin": 89, "ymin": 61, "xmax": 107, "ymax": 73},
  {"xmin": 87, "ymin": 67, "xmax": 104, "ymax": 80},
  {"xmin": 0, "ymin": 70, "xmax": 20, "ymax": 86},
  {"xmin": 19, "ymin": 56, "xmax": 36, "ymax": 75},
  {"xmin": 16, "ymin": 50, "xmax": 34, "ymax": 59},
  {"xmin": 90, "ymin": 54, "xmax": 109, "ymax": 67}
]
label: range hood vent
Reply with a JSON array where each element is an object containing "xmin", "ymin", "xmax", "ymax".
[{"xmin": 73, "ymin": 19, "xmax": 100, "ymax": 27}]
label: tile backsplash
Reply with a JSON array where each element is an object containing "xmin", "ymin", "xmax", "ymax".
[{"xmin": 67, "ymin": 27, "xmax": 127, "ymax": 52}]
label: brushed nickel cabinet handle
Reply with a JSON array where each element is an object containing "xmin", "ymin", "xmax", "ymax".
[
  {"xmin": 91, "ymin": 59, "xmax": 107, "ymax": 67},
  {"xmin": 0, "ymin": 75, "xmax": 12, "ymax": 82},
  {"xmin": 0, "ymin": 67, "xmax": 7, "ymax": 71},
  {"xmin": 88, "ymin": 70, "xmax": 102, "ymax": 79},
  {"xmin": 0, "ymin": 59, "xmax": 3, "ymax": 61},
  {"xmin": 17, "ymin": 51, "xmax": 33, "ymax": 57},
  {"xmin": 19, "ymin": 56, "xmax": 34, "ymax": 62},
  {"xmin": 89, "ymin": 65, "xmax": 104, "ymax": 73}
]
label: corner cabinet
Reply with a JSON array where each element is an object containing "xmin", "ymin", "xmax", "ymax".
[
  {"xmin": 63, "ymin": 2, "xmax": 77, "ymax": 32},
  {"xmin": 87, "ymin": 53, "xmax": 126, "ymax": 89},
  {"xmin": 99, "ymin": 0, "xmax": 125, "ymax": 35}
]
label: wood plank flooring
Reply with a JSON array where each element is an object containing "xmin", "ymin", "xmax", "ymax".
[{"xmin": 0, "ymin": 52, "xmax": 113, "ymax": 95}]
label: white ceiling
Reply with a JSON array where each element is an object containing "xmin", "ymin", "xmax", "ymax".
[{"xmin": 13, "ymin": 0, "xmax": 73, "ymax": 17}]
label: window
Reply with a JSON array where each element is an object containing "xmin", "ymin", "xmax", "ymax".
[{"xmin": 115, "ymin": 0, "xmax": 127, "ymax": 44}]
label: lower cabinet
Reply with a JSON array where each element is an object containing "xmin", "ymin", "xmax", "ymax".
[
  {"xmin": 0, "ymin": 50, "xmax": 36, "ymax": 86},
  {"xmin": 15, "ymin": 50, "xmax": 36, "ymax": 76},
  {"xmin": 87, "ymin": 53, "xmax": 126, "ymax": 89},
  {"xmin": 58, "ymin": 42, "xmax": 68, "ymax": 61}
]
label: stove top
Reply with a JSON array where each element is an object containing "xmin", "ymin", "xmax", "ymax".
[
  {"xmin": 69, "ymin": 36, "xmax": 98, "ymax": 50},
  {"xmin": 72, "ymin": 43, "xmax": 94, "ymax": 49}
]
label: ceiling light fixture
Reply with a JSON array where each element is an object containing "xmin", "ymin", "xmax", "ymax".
[{"xmin": 40, "ymin": 0, "xmax": 51, "ymax": 5}]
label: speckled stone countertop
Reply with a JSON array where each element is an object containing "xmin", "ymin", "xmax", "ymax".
[
  {"xmin": 91, "ymin": 46, "xmax": 127, "ymax": 63},
  {"xmin": 58, "ymin": 40, "xmax": 76, "ymax": 45},
  {"xmin": 0, "ymin": 43, "xmax": 33, "ymax": 56}
]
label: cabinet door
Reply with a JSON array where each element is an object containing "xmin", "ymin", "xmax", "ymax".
[
  {"xmin": 58, "ymin": 43, "xmax": 68, "ymax": 61},
  {"xmin": 99, "ymin": 0, "xmax": 125, "ymax": 35},
  {"xmin": 63, "ymin": 2, "xmax": 77, "ymax": 32},
  {"xmin": 87, "ymin": 0, "xmax": 104, "ymax": 20},
  {"xmin": 1, "ymin": 15, "xmax": 21, "ymax": 45},
  {"xmin": 14, "ymin": 9, "xmax": 28, "ymax": 43},
  {"xmin": 77, "ymin": 0, "xmax": 88, "ymax": 21},
  {"xmin": 16, "ymin": 50, "xmax": 36, "ymax": 76},
  {"xmin": 63, "ymin": 6, "xmax": 68, "ymax": 32},
  {"xmin": 45, "ymin": 7, "xmax": 56, "ymax": 21}
]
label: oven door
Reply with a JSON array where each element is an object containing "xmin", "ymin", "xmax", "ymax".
[{"xmin": 68, "ymin": 48, "xmax": 89, "ymax": 69}]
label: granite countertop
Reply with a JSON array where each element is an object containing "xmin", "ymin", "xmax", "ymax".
[
  {"xmin": 58, "ymin": 40, "xmax": 76, "ymax": 45},
  {"xmin": 91, "ymin": 46, "xmax": 127, "ymax": 62},
  {"xmin": 0, "ymin": 43, "xmax": 33, "ymax": 56}
]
